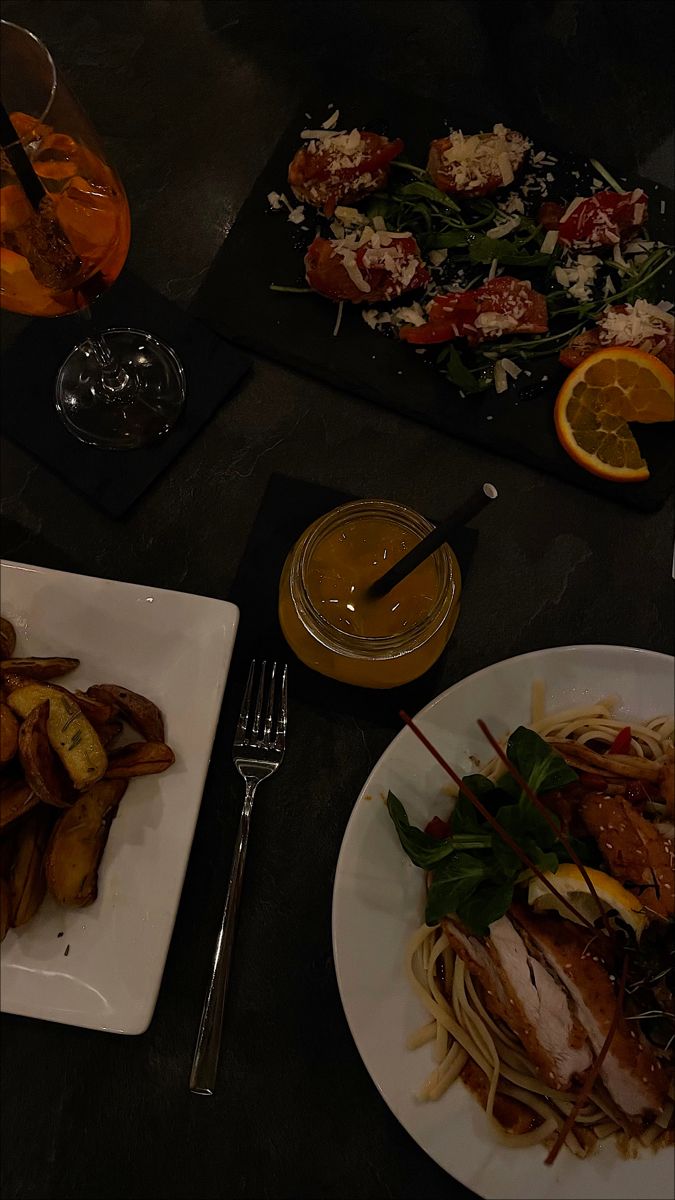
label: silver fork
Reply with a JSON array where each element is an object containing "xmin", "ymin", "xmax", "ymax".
[{"xmin": 189, "ymin": 659, "xmax": 287, "ymax": 1095}]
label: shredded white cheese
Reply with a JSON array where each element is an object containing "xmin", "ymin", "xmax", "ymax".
[
  {"xmin": 598, "ymin": 299, "xmax": 674, "ymax": 347},
  {"xmin": 332, "ymin": 300, "xmax": 344, "ymax": 337},
  {"xmin": 501, "ymin": 358, "xmax": 522, "ymax": 379},
  {"xmin": 322, "ymin": 109, "xmax": 340, "ymax": 130},
  {"xmin": 334, "ymin": 206, "xmax": 368, "ymax": 227},
  {"xmin": 559, "ymin": 196, "xmax": 585, "ymax": 223},
  {"xmin": 493, "ymin": 361, "xmax": 509, "ymax": 393},
  {"xmin": 555, "ymin": 253, "xmax": 601, "ymax": 301},
  {"xmin": 429, "ymin": 248, "xmax": 448, "ymax": 266},
  {"xmin": 540, "ymin": 229, "xmax": 558, "ymax": 255},
  {"xmin": 486, "ymin": 215, "xmax": 520, "ymax": 239}
]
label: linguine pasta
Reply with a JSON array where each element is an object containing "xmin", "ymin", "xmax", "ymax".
[{"xmin": 404, "ymin": 685, "xmax": 674, "ymax": 1157}]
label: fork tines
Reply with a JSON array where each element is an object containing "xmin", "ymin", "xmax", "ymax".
[{"xmin": 235, "ymin": 660, "xmax": 287, "ymax": 753}]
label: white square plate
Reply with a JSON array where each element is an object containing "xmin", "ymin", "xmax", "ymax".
[{"xmin": 0, "ymin": 560, "xmax": 238, "ymax": 1034}]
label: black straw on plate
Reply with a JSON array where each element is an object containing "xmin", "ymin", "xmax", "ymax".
[
  {"xmin": 0, "ymin": 103, "xmax": 47, "ymax": 211},
  {"xmin": 367, "ymin": 482, "xmax": 498, "ymax": 599}
]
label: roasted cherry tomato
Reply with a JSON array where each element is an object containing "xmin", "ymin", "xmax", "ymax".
[
  {"xmin": 305, "ymin": 230, "xmax": 428, "ymax": 304},
  {"xmin": 289, "ymin": 130, "xmax": 403, "ymax": 217},
  {"xmin": 557, "ymin": 189, "xmax": 648, "ymax": 248}
]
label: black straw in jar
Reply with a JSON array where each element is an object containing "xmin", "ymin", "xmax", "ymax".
[{"xmin": 367, "ymin": 482, "xmax": 498, "ymax": 599}]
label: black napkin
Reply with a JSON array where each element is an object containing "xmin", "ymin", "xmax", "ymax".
[
  {"xmin": 227, "ymin": 473, "xmax": 478, "ymax": 728},
  {"xmin": 1, "ymin": 272, "xmax": 250, "ymax": 517},
  {"xmin": 192, "ymin": 84, "xmax": 674, "ymax": 513}
]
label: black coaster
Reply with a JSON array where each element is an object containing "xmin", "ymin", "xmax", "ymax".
[
  {"xmin": 226, "ymin": 473, "xmax": 478, "ymax": 728},
  {"xmin": 1, "ymin": 272, "xmax": 250, "ymax": 517},
  {"xmin": 192, "ymin": 84, "xmax": 674, "ymax": 513}
]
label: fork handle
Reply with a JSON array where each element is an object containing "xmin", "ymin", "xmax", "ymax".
[{"xmin": 189, "ymin": 779, "xmax": 257, "ymax": 1094}]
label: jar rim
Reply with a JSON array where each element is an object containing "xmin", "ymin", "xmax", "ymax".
[{"xmin": 289, "ymin": 499, "xmax": 460, "ymax": 661}]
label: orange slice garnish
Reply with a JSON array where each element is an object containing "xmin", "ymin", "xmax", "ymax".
[{"xmin": 554, "ymin": 347, "xmax": 675, "ymax": 482}]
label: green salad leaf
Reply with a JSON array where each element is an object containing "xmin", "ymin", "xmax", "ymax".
[
  {"xmin": 468, "ymin": 236, "xmax": 552, "ymax": 268},
  {"xmin": 441, "ymin": 346, "xmax": 485, "ymax": 393},
  {"xmin": 502, "ymin": 726, "xmax": 579, "ymax": 796},
  {"xmin": 387, "ymin": 729, "xmax": 579, "ymax": 935}
]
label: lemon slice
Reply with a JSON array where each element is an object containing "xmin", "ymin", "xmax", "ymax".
[{"xmin": 527, "ymin": 863, "xmax": 647, "ymax": 939}]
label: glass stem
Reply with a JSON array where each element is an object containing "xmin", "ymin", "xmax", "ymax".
[{"xmin": 79, "ymin": 305, "xmax": 129, "ymax": 392}]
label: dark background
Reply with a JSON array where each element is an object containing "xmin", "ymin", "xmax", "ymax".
[{"xmin": 1, "ymin": 3, "xmax": 673, "ymax": 1199}]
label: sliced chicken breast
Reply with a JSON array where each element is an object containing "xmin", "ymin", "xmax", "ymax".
[
  {"xmin": 442, "ymin": 916, "xmax": 591, "ymax": 1090},
  {"xmin": 487, "ymin": 917, "xmax": 592, "ymax": 1089},
  {"xmin": 513, "ymin": 904, "xmax": 670, "ymax": 1121}
]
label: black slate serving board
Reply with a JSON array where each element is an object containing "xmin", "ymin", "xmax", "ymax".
[
  {"xmin": 226, "ymin": 473, "xmax": 478, "ymax": 730},
  {"xmin": 1, "ymin": 273, "xmax": 250, "ymax": 517},
  {"xmin": 192, "ymin": 84, "xmax": 674, "ymax": 512}
]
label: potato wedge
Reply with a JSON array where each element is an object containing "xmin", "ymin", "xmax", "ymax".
[
  {"xmin": 18, "ymin": 699, "xmax": 76, "ymax": 808},
  {"xmin": 7, "ymin": 806, "xmax": 53, "ymax": 928},
  {"xmin": 2, "ymin": 670, "xmax": 38, "ymax": 693},
  {"xmin": 45, "ymin": 778, "xmax": 127, "ymax": 907},
  {"xmin": 0, "ymin": 702, "xmax": 19, "ymax": 765},
  {"xmin": 0, "ymin": 779, "xmax": 39, "ymax": 830},
  {"xmin": 0, "ymin": 617, "xmax": 16, "ymax": 659},
  {"xmin": 105, "ymin": 741, "xmax": 175, "ymax": 778},
  {"xmin": 87, "ymin": 685, "xmax": 165, "ymax": 742},
  {"xmin": 5, "ymin": 677, "xmax": 114, "ymax": 728},
  {"xmin": 96, "ymin": 719, "xmax": 124, "ymax": 748},
  {"xmin": 73, "ymin": 690, "xmax": 116, "ymax": 727},
  {"xmin": 8, "ymin": 684, "xmax": 107, "ymax": 790},
  {"xmin": 0, "ymin": 656, "xmax": 79, "ymax": 681}
]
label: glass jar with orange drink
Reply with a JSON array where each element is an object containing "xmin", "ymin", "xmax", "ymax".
[{"xmin": 279, "ymin": 501, "xmax": 461, "ymax": 688}]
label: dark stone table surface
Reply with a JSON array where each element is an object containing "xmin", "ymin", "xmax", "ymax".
[{"xmin": 1, "ymin": 3, "xmax": 673, "ymax": 1198}]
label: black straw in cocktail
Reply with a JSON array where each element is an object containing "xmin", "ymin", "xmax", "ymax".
[
  {"xmin": 367, "ymin": 482, "xmax": 498, "ymax": 599},
  {"xmin": 0, "ymin": 103, "xmax": 47, "ymax": 211}
]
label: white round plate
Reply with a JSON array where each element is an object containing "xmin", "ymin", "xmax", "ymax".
[{"xmin": 332, "ymin": 645, "xmax": 675, "ymax": 1200}]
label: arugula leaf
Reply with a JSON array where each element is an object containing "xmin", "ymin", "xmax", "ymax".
[
  {"xmin": 386, "ymin": 792, "xmax": 457, "ymax": 868},
  {"xmin": 456, "ymin": 879, "xmax": 515, "ymax": 936},
  {"xmin": 366, "ymin": 196, "xmax": 395, "ymax": 220},
  {"xmin": 505, "ymin": 727, "xmax": 578, "ymax": 795},
  {"xmin": 425, "ymin": 230, "xmax": 470, "ymax": 249},
  {"xmin": 442, "ymin": 346, "xmax": 483, "ymax": 393},
  {"xmin": 468, "ymin": 236, "xmax": 551, "ymax": 267},
  {"xmin": 425, "ymin": 853, "xmax": 491, "ymax": 924},
  {"xmin": 398, "ymin": 181, "xmax": 460, "ymax": 211}
]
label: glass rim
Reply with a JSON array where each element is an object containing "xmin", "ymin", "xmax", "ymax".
[
  {"xmin": 290, "ymin": 499, "xmax": 460, "ymax": 658},
  {"xmin": 0, "ymin": 20, "xmax": 58, "ymax": 148}
]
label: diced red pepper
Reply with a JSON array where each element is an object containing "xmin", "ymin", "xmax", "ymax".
[
  {"xmin": 425, "ymin": 815, "xmax": 450, "ymax": 840},
  {"xmin": 607, "ymin": 726, "xmax": 632, "ymax": 755}
]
